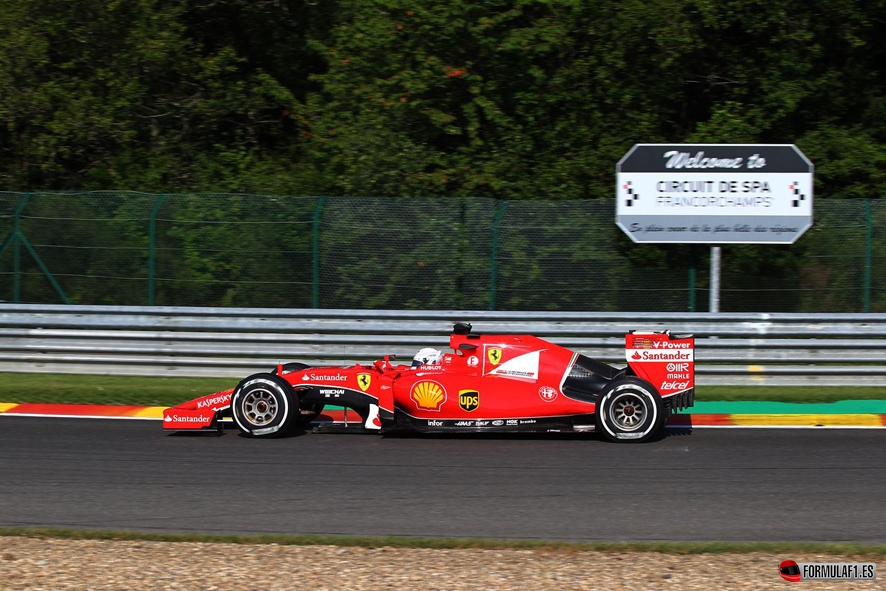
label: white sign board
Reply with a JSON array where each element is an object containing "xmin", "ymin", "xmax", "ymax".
[{"xmin": 616, "ymin": 144, "xmax": 813, "ymax": 244}]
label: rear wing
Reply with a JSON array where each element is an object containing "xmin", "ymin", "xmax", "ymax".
[{"xmin": 625, "ymin": 331, "xmax": 694, "ymax": 411}]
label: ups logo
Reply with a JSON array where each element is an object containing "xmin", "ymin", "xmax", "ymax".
[{"xmin": 458, "ymin": 389, "xmax": 479, "ymax": 412}]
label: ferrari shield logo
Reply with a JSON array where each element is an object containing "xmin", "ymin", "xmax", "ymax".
[
  {"xmin": 487, "ymin": 347, "xmax": 503, "ymax": 366},
  {"xmin": 357, "ymin": 373, "xmax": 372, "ymax": 392},
  {"xmin": 458, "ymin": 390, "xmax": 479, "ymax": 412}
]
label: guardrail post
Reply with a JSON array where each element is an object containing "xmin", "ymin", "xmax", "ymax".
[
  {"xmin": 489, "ymin": 201, "xmax": 508, "ymax": 310},
  {"xmin": 312, "ymin": 196, "xmax": 326, "ymax": 309},
  {"xmin": 147, "ymin": 194, "xmax": 167, "ymax": 306}
]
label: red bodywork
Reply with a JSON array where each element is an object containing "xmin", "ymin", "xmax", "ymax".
[{"xmin": 163, "ymin": 327, "xmax": 694, "ymax": 435}]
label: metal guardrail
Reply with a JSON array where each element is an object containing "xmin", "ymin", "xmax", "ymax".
[{"xmin": 1, "ymin": 304, "xmax": 885, "ymax": 385}]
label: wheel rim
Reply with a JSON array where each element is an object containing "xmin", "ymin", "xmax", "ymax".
[
  {"xmin": 609, "ymin": 391, "xmax": 647, "ymax": 431},
  {"xmin": 241, "ymin": 388, "xmax": 278, "ymax": 426}
]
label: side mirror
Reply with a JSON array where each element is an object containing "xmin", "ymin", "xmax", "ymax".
[{"xmin": 453, "ymin": 322, "xmax": 472, "ymax": 335}]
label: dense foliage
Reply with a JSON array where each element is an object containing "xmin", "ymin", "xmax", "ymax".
[
  {"xmin": 2, "ymin": 1, "xmax": 886, "ymax": 312},
  {"xmin": 2, "ymin": 0, "xmax": 885, "ymax": 199}
]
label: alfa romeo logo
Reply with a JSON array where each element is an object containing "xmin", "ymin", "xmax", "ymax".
[{"xmin": 538, "ymin": 386, "xmax": 558, "ymax": 402}]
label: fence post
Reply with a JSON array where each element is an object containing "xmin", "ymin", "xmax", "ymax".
[
  {"xmin": 12, "ymin": 194, "xmax": 29, "ymax": 303},
  {"xmin": 489, "ymin": 200, "xmax": 508, "ymax": 310},
  {"xmin": 147, "ymin": 194, "xmax": 166, "ymax": 306},
  {"xmin": 864, "ymin": 199, "xmax": 873, "ymax": 312},
  {"xmin": 456, "ymin": 198, "xmax": 466, "ymax": 309},
  {"xmin": 312, "ymin": 196, "xmax": 326, "ymax": 309},
  {"xmin": 688, "ymin": 245, "xmax": 696, "ymax": 312}
]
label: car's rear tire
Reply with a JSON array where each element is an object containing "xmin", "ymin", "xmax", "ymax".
[
  {"xmin": 595, "ymin": 377, "xmax": 664, "ymax": 443},
  {"xmin": 231, "ymin": 373, "xmax": 298, "ymax": 438},
  {"xmin": 272, "ymin": 362, "xmax": 325, "ymax": 427}
]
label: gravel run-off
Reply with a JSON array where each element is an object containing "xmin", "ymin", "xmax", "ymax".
[{"xmin": 0, "ymin": 537, "xmax": 882, "ymax": 590}]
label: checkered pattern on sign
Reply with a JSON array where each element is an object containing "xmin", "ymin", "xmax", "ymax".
[
  {"xmin": 623, "ymin": 181, "xmax": 639, "ymax": 207},
  {"xmin": 790, "ymin": 182, "xmax": 807, "ymax": 207}
]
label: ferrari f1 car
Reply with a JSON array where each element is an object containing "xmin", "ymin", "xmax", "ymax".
[{"xmin": 163, "ymin": 323, "xmax": 694, "ymax": 443}]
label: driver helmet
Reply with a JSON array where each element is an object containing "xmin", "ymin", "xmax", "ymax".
[{"xmin": 412, "ymin": 347, "xmax": 443, "ymax": 367}]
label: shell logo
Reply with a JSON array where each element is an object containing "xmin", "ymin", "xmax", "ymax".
[{"xmin": 411, "ymin": 381, "xmax": 446, "ymax": 411}]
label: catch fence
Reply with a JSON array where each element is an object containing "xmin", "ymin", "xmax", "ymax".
[{"xmin": 0, "ymin": 192, "xmax": 882, "ymax": 312}]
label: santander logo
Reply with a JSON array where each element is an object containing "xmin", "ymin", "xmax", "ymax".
[{"xmin": 626, "ymin": 349, "xmax": 694, "ymax": 362}]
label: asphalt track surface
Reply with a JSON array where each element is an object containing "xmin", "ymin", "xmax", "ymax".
[{"xmin": 1, "ymin": 417, "xmax": 884, "ymax": 543}]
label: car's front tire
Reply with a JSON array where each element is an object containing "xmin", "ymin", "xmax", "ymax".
[
  {"xmin": 272, "ymin": 362, "xmax": 325, "ymax": 427},
  {"xmin": 231, "ymin": 373, "xmax": 298, "ymax": 438},
  {"xmin": 595, "ymin": 377, "xmax": 664, "ymax": 443}
]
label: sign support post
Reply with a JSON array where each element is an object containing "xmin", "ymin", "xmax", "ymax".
[{"xmin": 710, "ymin": 246, "xmax": 721, "ymax": 313}]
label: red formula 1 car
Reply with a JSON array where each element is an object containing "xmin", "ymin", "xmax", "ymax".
[{"xmin": 163, "ymin": 323, "xmax": 694, "ymax": 443}]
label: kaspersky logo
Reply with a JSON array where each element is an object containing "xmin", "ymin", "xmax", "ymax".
[{"xmin": 196, "ymin": 392, "xmax": 232, "ymax": 409}]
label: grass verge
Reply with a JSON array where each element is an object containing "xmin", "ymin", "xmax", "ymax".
[
  {"xmin": 0, "ymin": 373, "xmax": 235, "ymax": 407},
  {"xmin": 0, "ymin": 527, "xmax": 884, "ymax": 557},
  {"xmin": 1, "ymin": 373, "xmax": 886, "ymax": 406}
]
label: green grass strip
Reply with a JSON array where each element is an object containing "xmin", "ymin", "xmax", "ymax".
[
  {"xmin": 0, "ymin": 373, "xmax": 236, "ymax": 407},
  {"xmin": 0, "ymin": 527, "xmax": 883, "ymax": 557},
  {"xmin": 2, "ymin": 373, "xmax": 886, "ymax": 406}
]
